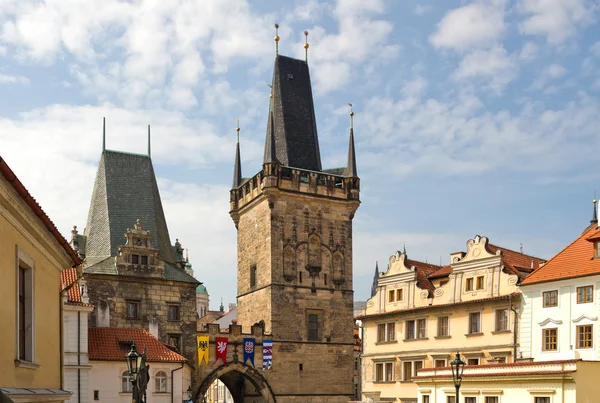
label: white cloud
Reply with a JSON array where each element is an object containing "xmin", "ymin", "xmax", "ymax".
[
  {"xmin": 518, "ymin": 0, "xmax": 597, "ymax": 45},
  {"xmin": 0, "ymin": 72, "xmax": 29, "ymax": 84},
  {"xmin": 453, "ymin": 45, "xmax": 517, "ymax": 93},
  {"xmin": 415, "ymin": 4, "xmax": 432, "ymax": 16},
  {"xmin": 519, "ymin": 41, "xmax": 539, "ymax": 61},
  {"xmin": 591, "ymin": 41, "xmax": 600, "ymax": 57},
  {"xmin": 430, "ymin": 1, "xmax": 506, "ymax": 52},
  {"xmin": 529, "ymin": 63, "xmax": 568, "ymax": 91}
]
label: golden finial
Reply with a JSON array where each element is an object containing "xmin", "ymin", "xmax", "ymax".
[
  {"xmin": 269, "ymin": 84, "xmax": 273, "ymax": 99},
  {"xmin": 304, "ymin": 30, "xmax": 309, "ymax": 63},
  {"xmin": 186, "ymin": 248, "xmax": 189, "ymax": 261},
  {"xmin": 274, "ymin": 23, "xmax": 280, "ymax": 55},
  {"xmin": 236, "ymin": 119, "xmax": 240, "ymax": 143},
  {"xmin": 348, "ymin": 103, "xmax": 354, "ymax": 128}
]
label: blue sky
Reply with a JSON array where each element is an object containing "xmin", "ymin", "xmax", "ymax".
[{"xmin": 1, "ymin": 0, "xmax": 599, "ymax": 307}]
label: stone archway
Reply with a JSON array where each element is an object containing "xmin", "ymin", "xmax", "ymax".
[{"xmin": 195, "ymin": 363, "xmax": 276, "ymax": 403}]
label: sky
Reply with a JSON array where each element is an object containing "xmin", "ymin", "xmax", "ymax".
[{"xmin": 1, "ymin": 0, "xmax": 600, "ymax": 307}]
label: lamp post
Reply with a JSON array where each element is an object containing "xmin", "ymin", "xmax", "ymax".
[
  {"xmin": 126, "ymin": 343, "xmax": 141, "ymax": 393},
  {"xmin": 126, "ymin": 343, "xmax": 148, "ymax": 403},
  {"xmin": 450, "ymin": 352, "xmax": 466, "ymax": 403},
  {"xmin": 186, "ymin": 386, "xmax": 193, "ymax": 402}
]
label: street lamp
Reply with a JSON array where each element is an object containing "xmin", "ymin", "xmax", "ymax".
[
  {"xmin": 186, "ymin": 386, "xmax": 193, "ymax": 401},
  {"xmin": 450, "ymin": 352, "xmax": 466, "ymax": 402},
  {"xmin": 126, "ymin": 343, "xmax": 141, "ymax": 379}
]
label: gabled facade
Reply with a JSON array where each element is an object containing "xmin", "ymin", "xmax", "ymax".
[
  {"xmin": 361, "ymin": 235, "xmax": 545, "ymax": 403},
  {"xmin": 73, "ymin": 145, "xmax": 199, "ymax": 365},
  {"xmin": 0, "ymin": 156, "xmax": 81, "ymax": 403},
  {"xmin": 520, "ymin": 215, "xmax": 600, "ymax": 362}
]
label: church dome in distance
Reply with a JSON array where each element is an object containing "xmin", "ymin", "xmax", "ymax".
[{"xmin": 196, "ymin": 284, "xmax": 208, "ymax": 294}]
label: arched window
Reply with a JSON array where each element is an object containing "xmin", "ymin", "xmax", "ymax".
[
  {"xmin": 155, "ymin": 371, "xmax": 168, "ymax": 393},
  {"xmin": 122, "ymin": 371, "xmax": 132, "ymax": 392}
]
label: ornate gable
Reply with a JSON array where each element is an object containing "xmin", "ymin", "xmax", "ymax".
[
  {"xmin": 116, "ymin": 219, "xmax": 164, "ymax": 278},
  {"xmin": 455, "ymin": 235, "xmax": 497, "ymax": 263},
  {"xmin": 383, "ymin": 251, "xmax": 416, "ymax": 277}
]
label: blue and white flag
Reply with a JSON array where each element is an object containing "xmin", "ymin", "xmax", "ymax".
[
  {"xmin": 262, "ymin": 340, "xmax": 273, "ymax": 370},
  {"xmin": 243, "ymin": 338, "xmax": 255, "ymax": 366}
]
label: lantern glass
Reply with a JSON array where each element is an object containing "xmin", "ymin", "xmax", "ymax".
[
  {"xmin": 450, "ymin": 352, "xmax": 466, "ymax": 388},
  {"xmin": 126, "ymin": 343, "xmax": 140, "ymax": 376}
]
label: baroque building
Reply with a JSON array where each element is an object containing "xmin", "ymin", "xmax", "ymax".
[
  {"xmin": 227, "ymin": 49, "xmax": 360, "ymax": 401},
  {"xmin": 0, "ymin": 156, "xmax": 82, "ymax": 403},
  {"xmin": 71, "ymin": 140, "xmax": 199, "ymax": 364},
  {"xmin": 361, "ymin": 235, "xmax": 545, "ymax": 403}
]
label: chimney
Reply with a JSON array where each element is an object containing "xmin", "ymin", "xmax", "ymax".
[
  {"xmin": 149, "ymin": 318, "xmax": 159, "ymax": 338},
  {"xmin": 97, "ymin": 300, "xmax": 110, "ymax": 327}
]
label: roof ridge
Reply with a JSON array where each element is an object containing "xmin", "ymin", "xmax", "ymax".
[
  {"xmin": 488, "ymin": 243, "xmax": 545, "ymax": 261},
  {"xmin": 522, "ymin": 225, "xmax": 597, "ymax": 284},
  {"xmin": 103, "ymin": 149, "xmax": 151, "ymax": 158}
]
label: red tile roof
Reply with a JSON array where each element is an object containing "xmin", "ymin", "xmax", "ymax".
[
  {"xmin": 89, "ymin": 328, "xmax": 186, "ymax": 362},
  {"xmin": 522, "ymin": 224, "xmax": 600, "ymax": 285},
  {"xmin": 0, "ymin": 156, "xmax": 81, "ymax": 266},
  {"xmin": 61, "ymin": 268, "xmax": 81, "ymax": 302},
  {"xmin": 407, "ymin": 258, "xmax": 441, "ymax": 294}
]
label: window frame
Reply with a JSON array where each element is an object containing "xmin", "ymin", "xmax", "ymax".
[
  {"xmin": 542, "ymin": 328, "xmax": 558, "ymax": 351},
  {"xmin": 466, "ymin": 357, "xmax": 479, "ymax": 366},
  {"xmin": 476, "ymin": 276, "xmax": 484, "ymax": 290},
  {"xmin": 484, "ymin": 397, "xmax": 499, "ymax": 403},
  {"xmin": 543, "ymin": 290, "xmax": 558, "ymax": 308},
  {"xmin": 401, "ymin": 360, "xmax": 423, "ymax": 381},
  {"xmin": 468, "ymin": 312, "xmax": 481, "ymax": 334},
  {"xmin": 388, "ymin": 289, "xmax": 395, "ymax": 302},
  {"xmin": 465, "ymin": 397, "xmax": 477, "ymax": 403},
  {"xmin": 122, "ymin": 371, "xmax": 133, "ymax": 392},
  {"xmin": 495, "ymin": 309, "xmax": 509, "ymax": 331},
  {"xmin": 307, "ymin": 312, "xmax": 320, "ymax": 341},
  {"xmin": 387, "ymin": 322, "xmax": 396, "ymax": 341},
  {"xmin": 374, "ymin": 360, "xmax": 394, "ymax": 382},
  {"xmin": 465, "ymin": 278, "xmax": 474, "ymax": 292},
  {"xmin": 576, "ymin": 324, "xmax": 593, "ymax": 349},
  {"xmin": 405, "ymin": 320, "xmax": 416, "ymax": 340},
  {"xmin": 167, "ymin": 304, "xmax": 180, "ymax": 321},
  {"xmin": 168, "ymin": 334, "xmax": 181, "ymax": 351},
  {"xmin": 437, "ymin": 316, "xmax": 449, "ymax": 337},
  {"xmin": 377, "ymin": 323, "xmax": 386, "ymax": 342},
  {"xmin": 126, "ymin": 300, "xmax": 140, "ymax": 320},
  {"xmin": 250, "ymin": 264, "xmax": 257, "ymax": 288},
  {"xmin": 396, "ymin": 288, "xmax": 404, "ymax": 301},
  {"xmin": 434, "ymin": 359, "xmax": 447, "ymax": 368},
  {"xmin": 154, "ymin": 370, "xmax": 168, "ymax": 393},
  {"xmin": 577, "ymin": 285, "xmax": 593, "ymax": 304},
  {"xmin": 417, "ymin": 318, "xmax": 427, "ymax": 339},
  {"xmin": 16, "ymin": 248, "xmax": 35, "ymax": 364}
]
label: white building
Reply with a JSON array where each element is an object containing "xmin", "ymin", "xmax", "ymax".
[
  {"xmin": 413, "ymin": 359, "xmax": 600, "ymax": 403},
  {"xmin": 88, "ymin": 328, "xmax": 192, "ymax": 403},
  {"xmin": 520, "ymin": 218, "xmax": 600, "ymax": 361},
  {"xmin": 62, "ymin": 268, "xmax": 94, "ymax": 403}
]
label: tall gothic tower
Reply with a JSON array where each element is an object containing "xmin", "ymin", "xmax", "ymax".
[{"xmin": 229, "ymin": 52, "xmax": 360, "ymax": 402}]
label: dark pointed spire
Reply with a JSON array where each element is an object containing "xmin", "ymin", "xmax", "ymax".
[
  {"xmin": 403, "ymin": 242, "xmax": 406, "ymax": 255},
  {"xmin": 592, "ymin": 199, "xmax": 598, "ymax": 224},
  {"xmin": 370, "ymin": 261, "xmax": 379, "ymax": 297},
  {"xmin": 343, "ymin": 104, "xmax": 357, "ymax": 177},
  {"xmin": 220, "ymin": 298, "xmax": 224, "ymax": 313},
  {"xmin": 102, "ymin": 117, "xmax": 106, "ymax": 151},
  {"xmin": 264, "ymin": 110, "xmax": 278, "ymax": 164},
  {"xmin": 232, "ymin": 121, "xmax": 242, "ymax": 189},
  {"xmin": 147, "ymin": 124, "xmax": 151, "ymax": 157}
]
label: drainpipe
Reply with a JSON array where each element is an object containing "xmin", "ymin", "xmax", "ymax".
[
  {"xmin": 171, "ymin": 362, "xmax": 184, "ymax": 403},
  {"xmin": 509, "ymin": 295, "xmax": 518, "ymax": 361},
  {"xmin": 78, "ymin": 311, "xmax": 81, "ymax": 403}
]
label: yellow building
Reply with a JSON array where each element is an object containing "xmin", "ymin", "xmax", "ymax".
[
  {"xmin": 0, "ymin": 156, "xmax": 82, "ymax": 403},
  {"xmin": 360, "ymin": 235, "xmax": 545, "ymax": 403}
]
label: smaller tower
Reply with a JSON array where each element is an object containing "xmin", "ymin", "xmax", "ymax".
[
  {"xmin": 232, "ymin": 121, "xmax": 242, "ymax": 189},
  {"xmin": 371, "ymin": 261, "xmax": 379, "ymax": 297}
]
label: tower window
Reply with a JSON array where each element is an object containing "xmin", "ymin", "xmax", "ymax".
[
  {"xmin": 131, "ymin": 254, "xmax": 139, "ymax": 264},
  {"xmin": 250, "ymin": 264, "xmax": 257, "ymax": 288},
  {"xmin": 17, "ymin": 261, "xmax": 34, "ymax": 362},
  {"xmin": 126, "ymin": 300, "xmax": 139, "ymax": 320},
  {"xmin": 323, "ymin": 273, "xmax": 327, "ymax": 285},
  {"xmin": 300, "ymin": 172, "xmax": 309, "ymax": 183},
  {"xmin": 167, "ymin": 304, "xmax": 180, "ymax": 321},
  {"xmin": 299, "ymin": 271, "xmax": 303, "ymax": 283},
  {"xmin": 141, "ymin": 255, "xmax": 148, "ymax": 265},
  {"xmin": 168, "ymin": 334, "xmax": 181, "ymax": 351},
  {"xmin": 308, "ymin": 313, "xmax": 319, "ymax": 340}
]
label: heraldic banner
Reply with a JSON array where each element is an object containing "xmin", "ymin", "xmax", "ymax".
[
  {"xmin": 262, "ymin": 340, "xmax": 272, "ymax": 370},
  {"xmin": 215, "ymin": 337, "xmax": 228, "ymax": 365},
  {"xmin": 243, "ymin": 338, "xmax": 255, "ymax": 366},
  {"xmin": 197, "ymin": 335, "xmax": 209, "ymax": 365}
]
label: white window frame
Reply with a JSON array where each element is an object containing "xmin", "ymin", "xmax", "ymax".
[
  {"xmin": 468, "ymin": 311, "xmax": 481, "ymax": 334},
  {"xmin": 401, "ymin": 360, "xmax": 423, "ymax": 381},
  {"xmin": 122, "ymin": 371, "xmax": 133, "ymax": 392},
  {"xmin": 376, "ymin": 321, "xmax": 396, "ymax": 342},
  {"xmin": 437, "ymin": 316, "xmax": 449, "ymax": 337},
  {"xmin": 16, "ymin": 247, "xmax": 35, "ymax": 364},
  {"xmin": 495, "ymin": 309, "xmax": 509, "ymax": 331},
  {"xmin": 154, "ymin": 370, "xmax": 168, "ymax": 392},
  {"xmin": 373, "ymin": 360, "xmax": 394, "ymax": 382}
]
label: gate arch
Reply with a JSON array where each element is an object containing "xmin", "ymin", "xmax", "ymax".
[{"xmin": 195, "ymin": 362, "xmax": 276, "ymax": 403}]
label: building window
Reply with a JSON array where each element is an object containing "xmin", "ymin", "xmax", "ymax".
[
  {"xmin": 167, "ymin": 304, "xmax": 180, "ymax": 321},
  {"xmin": 465, "ymin": 398, "xmax": 476, "ymax": 403},
  {"xmin": 423, "ymin": 395, "xmax": 430, "ymax": 403},
  {"xmin": 122, "ymin": 371, "xmax": 133, "ymax": 392},
  {"xmin": 437, "ymin": 316, "xmax": 449, "ymax": 337},
  {"xmin": 417, "ymin": 318, "xmax": 427, "ymax": 338},
  {"xmin": 494, "ymin": 356, "xmax": 507, "ymax": 364},
  {"xmin": 465, "ymin": 278, "xmax": 474, "ymax": 291},
  {"xmin": 250, "ymin": 264, "xmax": 257, "ymax": 288},
  {"xmin": 406, "ymin": 320, "xmax": 415, "ymax": 340},
  {"xmin": 132, "ymin": 254, "xmax": 139, "ymax": 264},
  {"xmin": 468, "ymin": 312, "xmax": 481, "ymax": 334},
  {"xmin": 168, "ymin": 334, "xmax": 181, "ymax": 351},
  {"xmin": 387, "ymin": 322, "xmax": 396, "ymax": 341},
  {"xmin": 299, "ymin": 271, "xmax": 302, "ymax": 283},
  {"xmin": 324, "ymin": 273, "xmax": 327, "ymax": 285},
  {"xmin": 535, "ymin": 398, "xmax": 550, "ymax": 403},
  {"xmin": 577, "ymin": 286, "xmax": 593, "ymax": 304},
  {"xmin": 396, "ymin": 289, "xmax": 404, "ymax": 301},
  {"xmin": 467, "ymin": 358, "xmax": 479, "ymax": 365},
  {"xmin": 495, "ymin": 309, "xmax": 509, "ymax": 331},
  {"xmin": 543, "ymin": 290, "xmax": 558, "ymax": 307},
  {"xmin": 485, "ymin": 397, "xmax": 498, "ymax": 403},
  {"xmin": 476, "ymin": 276, "xmax": 484, "ymax": 290},
  {"xmin": 388, "ymin": 290, "xmax": 395, "ymax": 302},
  {"xmin": 377, "ymin": 324, "xmax": 385, "ymax": 342},
  {"xmin": 447, "ymin": 397, "xmax": 455, "ymax": 403},
  {"xmin": 542, "ymin": 328, "xmax": 558, "ymax": 351},
  {"xmin": 577, "ymin": 325, "xmax": 593, "ymax": 349},
  {"xmin": 17, "ymin": 263, "xmax": 34, "ymax": 362},
  {"xmin": 434, "ymin": 359, "xmax": 446, "ymax": 367},
  {"xmin": 374, "ymin": 361, "xmax": 394, "ymax": 382},
  {"xmin": 155, "ymin": 371, "xmax": 167, "ymax": 392},
  {"xmin": 308, "ymin": 313, "xmax": 319, "ymax": 340},
  {"xmin": 402, "ymin": 360, "xmax": 423, "ymax": 381},
  {"xmin": 141, "ymin": 255, "xmax": 148, "ymax": 265},
  {"xmin": 126, "ymin": 300, "xmax": 139, "ymax": 320},
  {"xmin": 93, "ymin": 391, "xmax": 99, "ymax": 400}
]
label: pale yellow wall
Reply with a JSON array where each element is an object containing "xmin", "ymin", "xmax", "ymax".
[
  {"xmin": 0, "ymin": 177, "xmax": 74, "ymax": 389},
  {"xmin": 572, "ymin": 361, "xmax": 600, "ymax": 403}
]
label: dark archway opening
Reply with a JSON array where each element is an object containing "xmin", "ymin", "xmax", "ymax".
[{"xmin": 195, "ymin": 363, "xmax": 276, "ymax": 403}]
